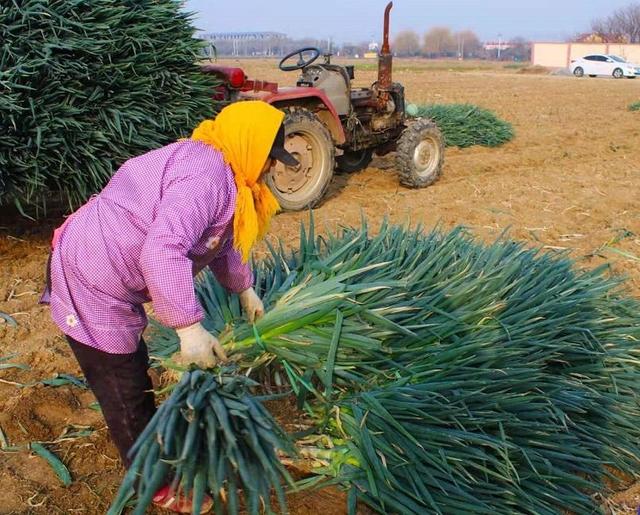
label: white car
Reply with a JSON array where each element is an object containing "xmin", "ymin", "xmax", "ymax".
[{"xmin": 571, "ymin": 54, "xmax": 640, "ymax": 79}]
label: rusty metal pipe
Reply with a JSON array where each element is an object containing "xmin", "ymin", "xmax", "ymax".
[
  {"xmin": 381, "ymin": 1, "xmax": 393, "ymax": 54},
  {"xmin": 377, "ymin": 2, "xmax": 393, "ymax": 106}
]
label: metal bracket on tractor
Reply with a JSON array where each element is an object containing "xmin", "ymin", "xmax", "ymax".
[{"xmin": 203, "ymin": 2, "xmax": 444, "ymax": 211}]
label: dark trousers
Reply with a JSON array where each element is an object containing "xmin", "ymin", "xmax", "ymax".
[{"xmin": 66, "ymin": 336, "xmax": 156, "ymax": 467}]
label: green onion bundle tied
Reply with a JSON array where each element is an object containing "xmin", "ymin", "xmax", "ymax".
[
  {"xmin": 406, "ymin": 103, "xmax": 514, "ymax": 148},
  {"xmin": 108, "ymin": 370, "xmax": 295, "ymax": 515}
]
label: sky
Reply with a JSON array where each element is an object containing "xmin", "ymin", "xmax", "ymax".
[{"xmin": 184, "ymin": 0, "xmax": 631, "ymax": 43}]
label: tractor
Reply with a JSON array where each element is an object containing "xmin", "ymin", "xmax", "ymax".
[{"xmin": 203, "ymin": 2, "xmax": 444, "ymax": 211}]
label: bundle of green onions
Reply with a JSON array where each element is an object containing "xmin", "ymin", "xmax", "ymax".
[
  {"xmin": 107, "ymin": 369, "xmax": 295, "ymax": 515},
  {"xmin": 329, "ymin": 365, "xmax": 639, "ymax": 514},
  {"xmin": 406, "ymin": 103, "xmax": 514, "ymax": 148},
  {"xmin": 1, "ymin": 0, "xmax": 217, "ymax": 212},
  {"xmin": 145, "ymin": 218, "xmax": 640, "ymax": 514}
]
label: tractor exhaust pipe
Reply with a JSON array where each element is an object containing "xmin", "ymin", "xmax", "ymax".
[
  {"xmin": 377, "ymin": 2, "xmax": 393, "ymax": 105},
  {"xmin": 381, "ymin": 1, "xmax": 392, "ymax": 56}
]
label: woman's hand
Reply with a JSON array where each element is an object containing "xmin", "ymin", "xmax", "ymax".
[
  {"xmin": 176, "ymin": 323, "xmax": 227, "ymax": 368},
  {"xmin": 239, "ymin": 287, "xmax": 264, "ymax": 324}
]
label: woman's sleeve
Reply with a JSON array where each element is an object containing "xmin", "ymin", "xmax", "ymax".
[
  {"xmin": 208, "ymin": 239, "xmax": 254, "ymax": 293},
  {"xmin": 139, "ymin": 159, "xmax": 228, "ymax": 328}
]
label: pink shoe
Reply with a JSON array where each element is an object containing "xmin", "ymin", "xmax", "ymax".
[{"xmin": 152, "ymin": 485, "xmax": 213, "ymax": 514}]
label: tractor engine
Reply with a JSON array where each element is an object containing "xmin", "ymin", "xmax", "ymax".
[
  {"xmin": 341, "ymin": 2, "xmax": 405, "ymax": 152},
  {"xmin": 345, "ymin": 83, "xmax": 405, "ymax": 151},
  {"xmin": 371, "ymin": 82, "xmax": 405, "ymax": 132}
]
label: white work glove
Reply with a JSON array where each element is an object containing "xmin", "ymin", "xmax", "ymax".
[
  {"xmin": 239, "ymin": 287, "xmax": 264, "ymax": 324},
  {"xmin": 176, "ymin": 322, "xmax": 227, "ymax": 368}
]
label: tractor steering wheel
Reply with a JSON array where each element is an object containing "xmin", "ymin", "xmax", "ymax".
[{"xmin": 278, "ymin": 47, "xmax": 321, "ymax": 72}]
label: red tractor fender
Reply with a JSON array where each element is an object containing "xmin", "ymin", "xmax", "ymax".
[
  {"xmin": 201, "ymin": 64, "xmax": 346, "ymax": 144},
  {"xmin": 242, "ymin": 87, "xmax": 346, "ymax": 145}
]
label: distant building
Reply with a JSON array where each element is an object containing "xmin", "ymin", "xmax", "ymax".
[
  {"xmin": 364, "ymin": 40, "xmax": 379, "ymax": 59},
  {"xmin": 483, "ymin": 41, "xmax": 511, "ymax": 51},
  {"xmin": 200, "ymin": 31, "xmax": 286, "ymax": 42},
  {"xmin": 200, "ymin": 32, "xmax": 287, "ymax": 57}
]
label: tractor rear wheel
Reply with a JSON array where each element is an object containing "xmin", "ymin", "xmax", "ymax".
[
  {"xmin": 396, "ymin": 119, "xmax": 445, "ymax": 188},
  {"xmin": 336, "ymin": 148, "xmax": 373, "ymax": 173},
  {"xmin": 266, "ymin": 108, "xmax": 335, "ymax": 211}
]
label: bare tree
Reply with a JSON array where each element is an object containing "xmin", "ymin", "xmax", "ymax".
[
  {"xmin": 454, "ymin": 30, "xmax": 481, "ymax": 58},
  {"xmin": 393, "ymin": 30, "xmax": 420, "ymax": 57},
  {"xmin": 591, "ymin": 3, "xmax": 640, "ymax": 43},
  {"xmin": 423, "ymin": 27, "xmax": 456, "ymax": 57}
]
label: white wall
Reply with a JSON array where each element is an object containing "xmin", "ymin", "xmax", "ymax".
[{"xmin": 533, "ymin": 43, "xmax": 640, "ymax": 67}]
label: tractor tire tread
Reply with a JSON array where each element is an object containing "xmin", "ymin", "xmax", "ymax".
[{"xmin": 396, "ymin": 118, "xmax": 445, "ymax": 188}]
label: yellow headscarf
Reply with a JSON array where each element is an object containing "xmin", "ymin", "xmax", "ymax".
[{"xmin": 191, "ymin": 101, "xmax": 282, "ymax": 263}]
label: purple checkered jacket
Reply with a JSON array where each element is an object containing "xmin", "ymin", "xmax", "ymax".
[{"xmin": 44, "ymin": 140, "xmax": 253, "ymax": 354}]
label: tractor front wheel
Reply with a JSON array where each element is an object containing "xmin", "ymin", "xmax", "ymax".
[
  {"xmin": 396, "ymin": 119, "xmax": 445, "ymax": 188},
  {"xmin": 266, "ymin": 108, "xmax": 335, "ymax": 210}
]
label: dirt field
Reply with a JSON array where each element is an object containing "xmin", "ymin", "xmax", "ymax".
[{"xmin": 1, "ymin": 59, "xmax": 639, "ymax": 514}]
